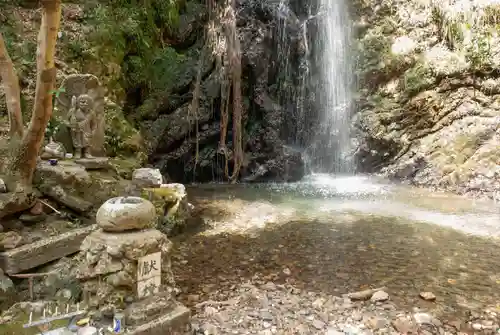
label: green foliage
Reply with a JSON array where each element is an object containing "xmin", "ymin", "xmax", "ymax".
[
  {"xmin": 104, "ymin": 103, "xmax": 142, "ymax": 156},
  {"xmin": 45, "ymin": 116, "xmax": 64, "ymax": 139},
  {"xmin": 356, "ymin": 32, "xmax": 413, "ymax": 88},
  {"xmin": 401, "ymin": 62, "xmax": 435, "ymax": 97},
  {"xmin": 83, "ymin": 0, "xmax": 183, "ymax": 93},
  {"xmin": 430, "ymin": 6, "xmax": 464, "ymax": 51},
  {"xmin": 465, "ymin": 32, "xmax": 492, "ymax": 71}
]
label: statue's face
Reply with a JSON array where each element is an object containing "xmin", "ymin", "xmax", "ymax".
[{"xmin": 77, "ymin": 95, "xmax": 92, "ymax": 111}]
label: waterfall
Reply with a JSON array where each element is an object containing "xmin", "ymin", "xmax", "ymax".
[
  {"xmin": 272, "ymin": 0, "xmax": 354, "ymax": 175},
  {"xmin": 308, "ymin": 0, "xmax": 354, "ymax": 174}
]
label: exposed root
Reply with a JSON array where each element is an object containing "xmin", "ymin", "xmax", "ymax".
[{"xmin": 191, "ymin": 0, "xmax": 244, "ymax": 182}]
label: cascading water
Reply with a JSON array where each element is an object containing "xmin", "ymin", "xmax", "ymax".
[
  {"xmin": 309, "ymin": 0, "xmax": 355, "ymax": 174},
  {"xmin": 273, "ymin": 0, "xmax": 355, "ymax": 175}
]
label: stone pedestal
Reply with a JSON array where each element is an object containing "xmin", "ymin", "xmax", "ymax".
[
  {"xmin": 75, "ymin": 228, "xmax": 175, "ymax": 310},
  {"xmin": 125, "ymin": 294, "xmax": 191, "ymax": 334}
]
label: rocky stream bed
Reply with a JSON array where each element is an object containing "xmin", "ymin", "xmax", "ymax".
[{"xmin": 169, "ymin": 176, "xmax": 500, "ymax": 334}]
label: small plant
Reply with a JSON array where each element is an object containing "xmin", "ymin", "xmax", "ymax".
[
  {"xmin": 401, "ymin": 62, "xmax": 435, "ymax": 97},
  {"xmin": 45, "ymin": 116, "xmax": 63, "ymax": 139}
]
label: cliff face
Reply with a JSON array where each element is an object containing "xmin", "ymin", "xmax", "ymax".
[
  {"xmin": 1, "ymin": 0, "xmax": 309, "ymax": 184},
  {"xmin": 352, "ymin": 0, "xmax": 500, "ymax": 199}
]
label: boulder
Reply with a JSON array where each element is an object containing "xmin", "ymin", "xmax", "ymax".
[
  {"xmin": 132, "ymin": 168, "xmax": 164, "ymax": 188},
  {"xmin": 96, "ymin": 196, "xmax": 156, "ymax": 232},
  {"xmin": 34, "ymin": 160, "xmax": 132, "ymax": 212}
]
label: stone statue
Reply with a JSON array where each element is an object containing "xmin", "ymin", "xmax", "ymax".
[
  {"xmin": 68, "ymin": 94, "xmax": 96, "ymax": 158},
  {"xmin": 55, "ymin": 74, "xmax": 106, "ymax": 157}
]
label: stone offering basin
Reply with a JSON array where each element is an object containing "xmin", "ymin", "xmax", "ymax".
[{"xmin": 96, "ymin": 196, "xmax": 156, "ymax": 232}]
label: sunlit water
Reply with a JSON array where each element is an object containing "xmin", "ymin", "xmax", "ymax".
[{"xmin": 184, "ymin": 175, "xmax": 500, "ymax": 317}]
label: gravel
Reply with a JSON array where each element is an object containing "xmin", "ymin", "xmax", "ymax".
[{"xmin": 188, "ymin": 281, "xmax": 500, "ymax": 334}]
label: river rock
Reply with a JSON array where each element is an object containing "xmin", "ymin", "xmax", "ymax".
[
  {"xmin": 96, "ymin": 196, "xmax": 156, "ymax": 232},
  {"xmin": 419, "ymin": 291, "xmax": 436, "ymax": 301},
  {"xmin": 370, "ymin": 290, "xmax": 389, "ymax": 302},
  {"xmin": 132, "ymin": 168, "xmax": 163, "ymax": 188}
]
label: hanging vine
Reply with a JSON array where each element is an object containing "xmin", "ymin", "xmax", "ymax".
[
  {"xmin": 222, "ymin": 3, "xmax": 244, "ymax": 182},
  {"xmin": 190, "ymin": 0, "xmax": 244, "ymax": 183}
]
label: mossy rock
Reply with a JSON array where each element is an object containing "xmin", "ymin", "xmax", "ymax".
[{"xmin": 140, "ymin": 186, "xmax": 191, "ymax": 236}]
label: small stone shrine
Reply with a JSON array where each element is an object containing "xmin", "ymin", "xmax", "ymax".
[
  {"xmin": 55, "ymin": 74, "xmax": 106, "ymax": 158},
  {"xmin": 74, "ymin": 196, "xmax": 190, "ymax": 334}
]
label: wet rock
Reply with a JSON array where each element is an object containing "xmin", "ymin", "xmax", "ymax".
[
  {"xmin": 132, "ymin": 168, "xmax": 163, "ymax": 188},
  {"xmin": 0, "ymin": 231, "xmax": 23, "ymax": 251},
  {"xmin": 419, "ymin": 291, "xmax": 436, "ymax": 301},
  {"xmin": 96, "ymin": 196, "xmax": 156, "ymax": 232},
  {"xmin": 370, "ymin": 290, "xmax": 389, "ymax": 302}
]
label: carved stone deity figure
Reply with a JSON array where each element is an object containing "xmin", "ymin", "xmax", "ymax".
[
  {"xmin": 55, "ymin": 74, "xmax": 106, "ymax": 157},
  {"xmin": 68, "ymin": 94, "xmax": 96, "ymax": 158}
]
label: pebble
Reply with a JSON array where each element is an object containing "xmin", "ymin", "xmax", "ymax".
[
  {"xmin": 370, "ymin": 291, "xmax": 389, "ymax": 302},
  {"xmin": 185, "ymin": 280, "xmax": 500, "ymax": 335},
  {"xmin": 419, "ymin": 291, "xmax": 436, "ymax": 301}
]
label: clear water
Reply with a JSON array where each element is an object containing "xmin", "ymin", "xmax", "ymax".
[{"xmin": 183, "ymin": 176, "xmax": 500, "ymax": 317}]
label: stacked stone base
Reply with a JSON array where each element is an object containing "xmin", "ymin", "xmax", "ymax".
[
  {"xmin": 74, "ymin": 226, "xmax": 190, "ymax": 332},
  {"xmin": 126, "ymin": 293, "xmax": 191, "ymax": 334}
]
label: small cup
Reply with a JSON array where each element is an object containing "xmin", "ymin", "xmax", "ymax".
[
  {"xmin": 65, "ymin": 153, "xmax": 73, "ymax": 159},
  {"xmin": 48, "ymin": 159, "xmax": 58, "ymax": 166}
]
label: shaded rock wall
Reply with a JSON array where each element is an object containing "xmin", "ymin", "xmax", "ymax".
[
  {"xmin": 138, "ymin": 0, "xmax": 310, "ymax": 183},
  {"xmin": 352, "ymin": 0, "xmax": 500, "ymax": 199}
]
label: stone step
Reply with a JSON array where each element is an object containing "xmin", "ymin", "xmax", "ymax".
[
  {"xmin": 127, "ymin": 303, "xmax": 191, "ymax": 335},
  {"xmin": 0, "ymin": 224, "xmax": 96, "ymax": 275}
]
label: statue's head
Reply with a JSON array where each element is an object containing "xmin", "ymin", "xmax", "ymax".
[{"xmin": 77, "ymin": 94, "xmax": 93, "ymax": 111}]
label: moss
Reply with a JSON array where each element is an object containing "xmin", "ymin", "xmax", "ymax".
[
  {"xmin": 104, "ymin": 103, "xmax": 143, "ymax": 157},
  {"xmin": 356, "ymin": 32, "xmax": 414, "ymax": 90},
  {"xmin": 401, "ymin": 61, "xmax": 436, "ymax": 97}
]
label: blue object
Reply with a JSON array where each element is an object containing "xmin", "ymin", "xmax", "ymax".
[
  {"xmin": 113, "ymin": 318, "xmax": 121, "ymax": 333},
  {"xmin": 48, "ymin": 159, "xmax": 58, "ymax": 166}
]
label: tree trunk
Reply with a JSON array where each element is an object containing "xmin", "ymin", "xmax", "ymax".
[
  {"xmin": 8, "ymin": 0, "xmax": 61, "ymax": 188},
  {"xmin": 0, "ymin": 32, "xmax": 24, "ymax": 139}
]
